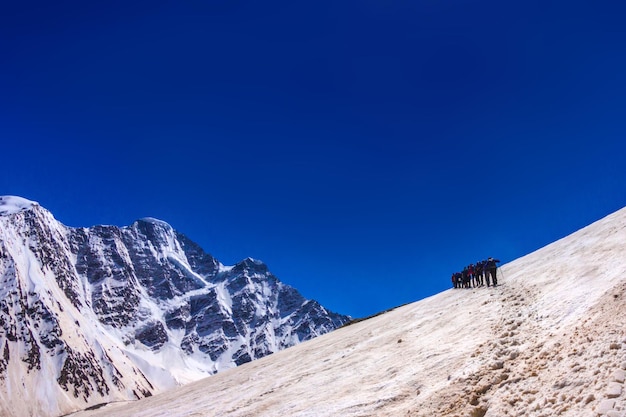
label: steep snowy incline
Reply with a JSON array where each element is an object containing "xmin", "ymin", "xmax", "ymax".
[{"xmin": 72, "ymin": 206, "xmax": 626, "ymax": 417}]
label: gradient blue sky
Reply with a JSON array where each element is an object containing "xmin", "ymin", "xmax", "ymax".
[{"xmin": 2, "ymin": 1, "xmax": 626, "ymax": 318}]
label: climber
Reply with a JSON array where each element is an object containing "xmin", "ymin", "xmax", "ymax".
[{"xmin": 486, "ymin": 257, "xmax": 500, "ymax": 286}]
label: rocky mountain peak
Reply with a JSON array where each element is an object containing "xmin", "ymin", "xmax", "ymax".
[{"xmin": 233, "ymin": 257, "xmax": 270, "ymax": 275}]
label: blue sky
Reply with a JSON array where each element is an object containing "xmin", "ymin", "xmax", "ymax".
[{"xmin": 1, "ymin": 1, "xmax": 626, "ymax": 318}]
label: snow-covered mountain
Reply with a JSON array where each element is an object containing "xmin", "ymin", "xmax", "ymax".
[
  {"xmin": 73, "ymin": 205, "xmax": 626, "ymax": 417},
  {"xmin": 0, "ymin": 196, "xmax": 349, "ymax": 417}
]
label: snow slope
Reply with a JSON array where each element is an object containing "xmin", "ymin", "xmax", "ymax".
[{"xmin": 71, "ymin": 206, "xmax": 626, "ymax": 417}]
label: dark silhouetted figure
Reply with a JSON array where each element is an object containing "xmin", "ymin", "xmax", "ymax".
[
  {"xmin": 486, "ymin": 257, "xmax": 500, "ymax": 286},
  {"xmin": 475, "ymin": 261, "xmax": 484, "ymax": 286},
  {"xmin": 468, "ymin": 263, "xmax": 476, "ymax": 287}
]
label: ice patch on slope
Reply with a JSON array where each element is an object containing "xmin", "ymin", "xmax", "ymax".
[
  {"xmin": 215, "ymin": 281, "xmax": 233, "ymax": 315},
  {"xmin": 166, "ymin": 254, "xmax": 210, "ymax": 287}
]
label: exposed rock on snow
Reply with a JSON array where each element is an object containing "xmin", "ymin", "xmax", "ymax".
[{"xmin": 72, "ymin": 206, "xmax": 626, "ymax": 417}]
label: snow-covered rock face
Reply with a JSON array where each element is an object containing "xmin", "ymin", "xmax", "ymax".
[{"xmin": 0, "ymin": 198, "xmax": 349, "ymax": 417}]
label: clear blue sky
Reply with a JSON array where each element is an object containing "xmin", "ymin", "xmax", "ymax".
[{"xmin": 2, "ymin": 1, "xmax": 625, "ymax": 318}]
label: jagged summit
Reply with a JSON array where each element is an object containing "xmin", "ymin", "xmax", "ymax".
[
  {"xmin": 0, "ymin": 198, "xmax": 349, "ymax": 417},
  {"xmin": 0, "ymin": 195, "xmax": 38, "ymax": 215},
  {"xmin": 241, "ymin": 256, "xmax": 263, "ymax": 265},
  {"xmin": 234, "ymin": 256, "xmax": 269, "ymax": 272}
]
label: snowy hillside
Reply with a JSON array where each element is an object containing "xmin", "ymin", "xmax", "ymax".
[
  {"xmin": 72, "ymin": 206, "xmax": 626, "ymax": 417},
  {"xmin": 0, "ymin": 196, "xmax": 348, "ymax": 417}
]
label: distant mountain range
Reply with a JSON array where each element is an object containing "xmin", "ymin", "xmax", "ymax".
[{"xmin": 0, "ymin": 196, "xmax": 349, "ymax": 417}]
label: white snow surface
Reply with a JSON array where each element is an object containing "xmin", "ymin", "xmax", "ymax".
[
  {"xmin": 72, "ymin": 206, "xmax": 626, "ymax": 417},
  {"xmin": 0, "ymin": 196, "xmax": 37, "ymax": 215}
]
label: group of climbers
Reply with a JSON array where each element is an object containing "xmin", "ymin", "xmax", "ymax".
[{"xmin": 451, "ymin": 258, "xmax": 500, "ymax": 289}]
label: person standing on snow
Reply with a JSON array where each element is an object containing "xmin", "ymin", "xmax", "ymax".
[
  {"xmin": 462, "ymin": 266, "xmax": 470, "ymax": 288},
  {"xmin": 475, "ymin": 261, "xmax": 484, "ymax": 286},
  {"xmin": 468, "ymin": 263, "xmax": 476, "ymax": 288},
  {"xmin": 486, "ymin": 257, "xmax": 500, "ymax": 286}
]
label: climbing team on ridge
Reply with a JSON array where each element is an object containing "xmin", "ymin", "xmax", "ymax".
[{"xmin": 451, "ymin": 257, "xmax": 500, "ymax": 289}]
